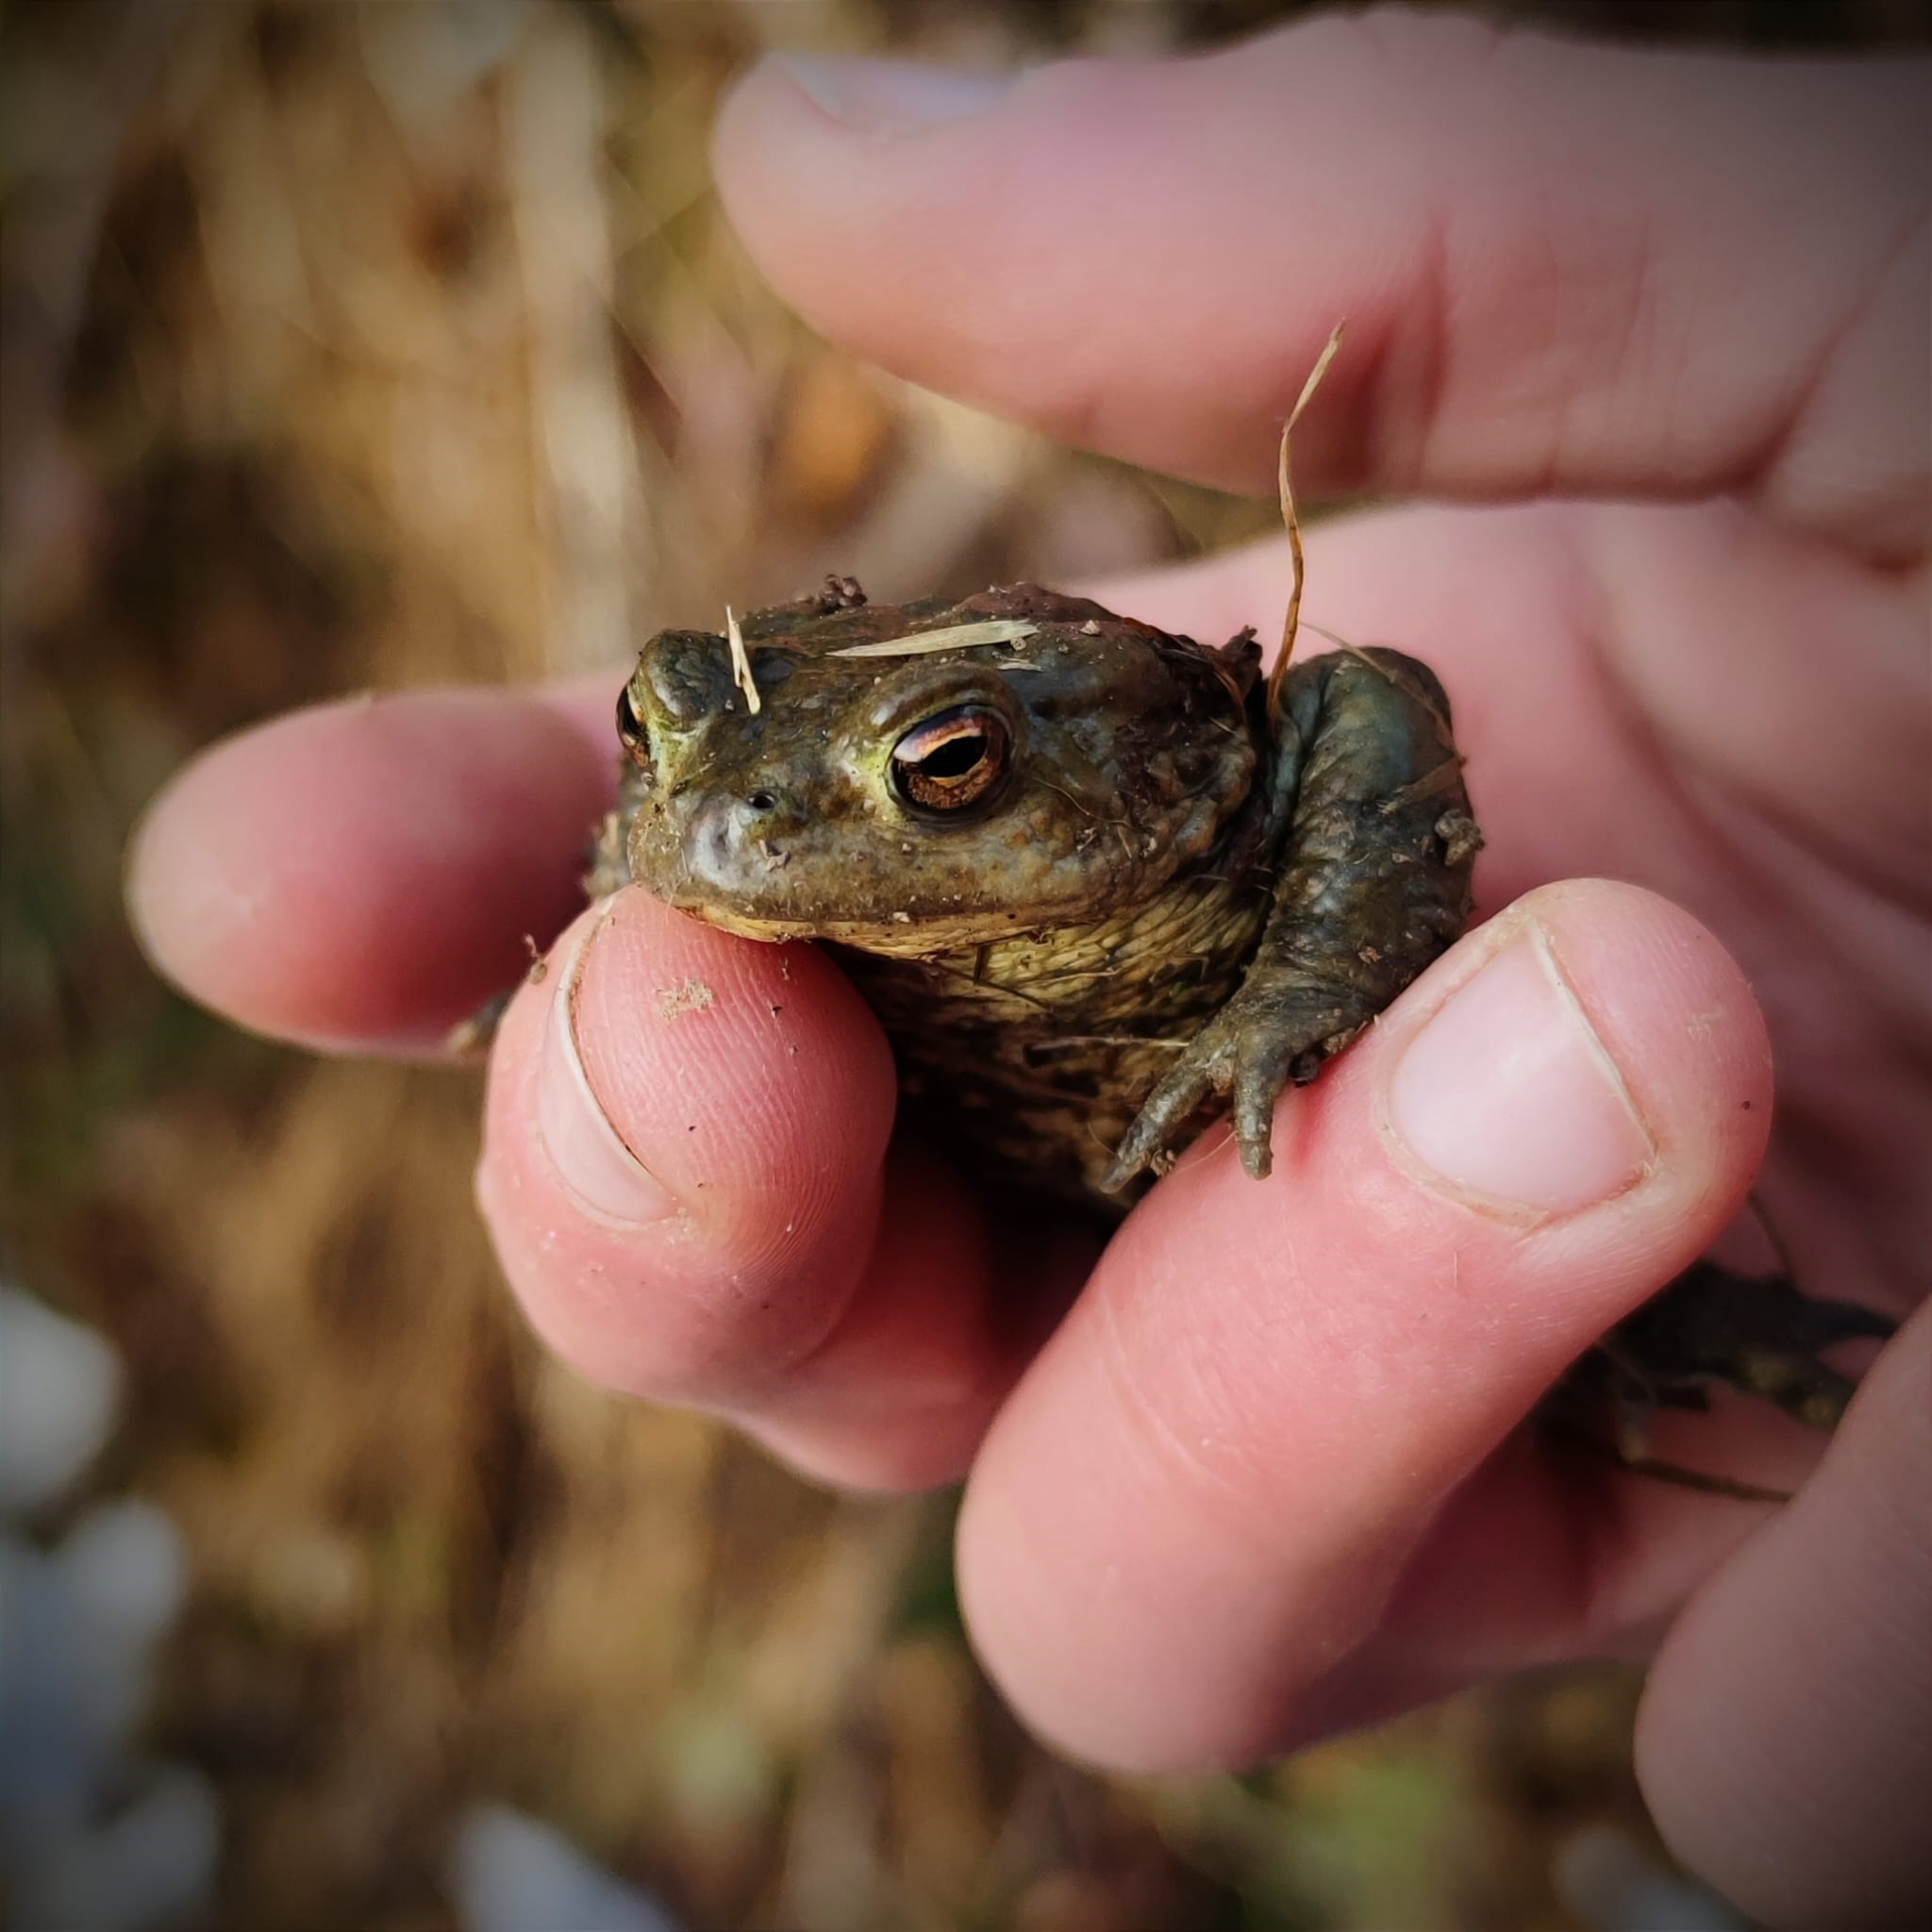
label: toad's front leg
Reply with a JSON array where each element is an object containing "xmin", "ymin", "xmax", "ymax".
[{"xmin": 1103, "ymin": 647, "xmax": 1479, "ymax": 1191}]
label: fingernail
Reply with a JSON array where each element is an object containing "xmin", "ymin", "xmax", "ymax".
[
  {"xmin": 536, "ymin": 915, "xmax": 677, "ymax": 1224},
  {"xmin": 1388, "ymin": 926, "xmax": 1654, "ymax": 1216},
  {"xmin": 772, "ymin": 54, "xmax": 1015, "ymax": 133}
]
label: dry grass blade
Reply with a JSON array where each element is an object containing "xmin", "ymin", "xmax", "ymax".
[
  {"xmin": 1266, "ymin": 321, "xmax": 1345, "ymax": 728},
  {"xmin": 829, "ymin": 619, "xmax": 1040, "ymax": 658},
  {"xmin": 726, "ymin": 603, "xmax": 760, "ymax": 713}
]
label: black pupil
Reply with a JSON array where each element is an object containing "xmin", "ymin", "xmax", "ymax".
[{"xmin": 915, "ymin": 732, "xmax": 985, "ymax": 780}]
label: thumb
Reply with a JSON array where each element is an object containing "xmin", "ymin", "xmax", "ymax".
[{"xmin": 956, "ymin": 879, "xmax": 1775, "ymax": 1773}]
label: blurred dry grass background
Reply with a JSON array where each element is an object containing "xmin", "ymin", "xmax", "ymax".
[{"xmin": 3, "ymin": 2, "xmax": 1923, "ymax": 1926}]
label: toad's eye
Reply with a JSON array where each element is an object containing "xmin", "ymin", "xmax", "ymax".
[
  {"xmin": 890, "ymin": 705, "xmax": 1012, "ymax": 814},
  {"xmin": 617, "ymin": 684, "xmax": 651, "ymax": 768}
]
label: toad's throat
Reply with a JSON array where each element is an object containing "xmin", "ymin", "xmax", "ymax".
[{"xmin": 829, "ymin": 866, "xmax": 1271, "ymax": 1205}]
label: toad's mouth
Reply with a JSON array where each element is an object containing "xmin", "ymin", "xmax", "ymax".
[{"xmin": 671, "ymin": 893, "xmax": 1054, "ymax": 958}]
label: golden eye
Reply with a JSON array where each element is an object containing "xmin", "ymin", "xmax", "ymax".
[
  {"xmin": 890, "ymin": 706, "xmax": 1011, "ymax": 814},
  {"xmin": 617, "ymin": 683, "xmax": 651, "ymax": 768}
]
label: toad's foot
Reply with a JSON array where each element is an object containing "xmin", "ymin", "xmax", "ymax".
[
  {"xmin": 1563, "ymin": 1259, "xmax": 1896, "ymax": 1450},
  {"xmin": 1541, "ymin": 1262, "xmax": 1895, "ymax": 1499},
  {"xmin": 1100, "ymin": 645, "xmax": 1481, "ymax": 1198},
  {"xmin": 1600, "ymin": 1259, "xmax": 1897, "ymax": 1431},
  {"xmin": 1101, "ymin": 979, "xmax": 1374, "ymax": 1191}
]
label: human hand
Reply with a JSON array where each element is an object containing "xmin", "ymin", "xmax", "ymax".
[{"xmin": 128, "ymin": 15, "xmax": 1930, "ymax": 1926}]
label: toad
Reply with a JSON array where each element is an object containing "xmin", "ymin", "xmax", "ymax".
[{"xmin": 600, "ymin": 575, "xmax": 1890, "ymax": 1476}]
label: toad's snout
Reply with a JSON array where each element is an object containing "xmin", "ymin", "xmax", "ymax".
[{"xmin": 681, "ymin": 786, "xmax": 806, "ymax": 891}]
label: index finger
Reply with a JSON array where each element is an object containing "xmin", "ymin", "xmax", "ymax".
[
  {"xmin": 127, "ymin": 680, "xmax": 620, "ymax": 1054},
  {"xmin": 713, "ymin": 17, "xmax": 1929, "ymax": 562}
]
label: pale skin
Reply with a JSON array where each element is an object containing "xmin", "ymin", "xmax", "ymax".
[{"xmin": 128, "ymin": 15, "xmax": 1929, "ymax": 1926}]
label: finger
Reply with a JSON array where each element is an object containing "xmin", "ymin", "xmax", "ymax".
[
  {"xmin": 1634, "ymin": 1301, "xmax": 1932, "ymax": 1930},
  {"xmin": 956, "ymin": 879, "xmax": 1773, "ymax": 1774},
  {"xmin": 127, "ymin": 681, "xmax": 620, "ymax": 1054},
  {"xmin": 476, "ymin": 888, "xmax": 1090, "ymax": 1491},
  {"xmin": 714, "ymin": 19, "xmax": 1929, "ymax": 558}
]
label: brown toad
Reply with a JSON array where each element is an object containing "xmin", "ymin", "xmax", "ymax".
[
  {"xmin": 600, "ymin": 575, "xmax": 1889, "ymax": 1469},
  {"xmin": 601, "ymin": 576, "xmax": 1476, "ymax": 1203}
]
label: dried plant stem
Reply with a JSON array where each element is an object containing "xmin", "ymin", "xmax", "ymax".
[
  {"xmin": 726, "ymin": 605, "xmax": 760, "ymax": 713},
  {"xmin": 829, "ymin": 620, "xmax": 1040, "ymax": 659},
  {"xmin": 1267, "ymin": 322, "xmax": 1345, "ymax": 728}
]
